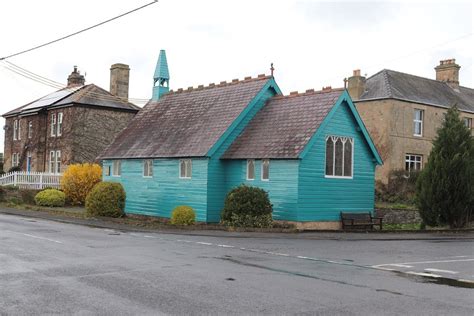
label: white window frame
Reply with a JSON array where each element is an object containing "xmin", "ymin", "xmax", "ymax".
[
  {"xmin": 246, "ymin": 159, "xmax": 255, "ymax": 180},
  {"xmin": 57, "ymin": 112, "xmax": 63, "ymax": 136},
  {"xmin": 325, "ymin": 136, "xmax": 354, "ymax": 179},
  {"xmin": 49, "ymin": 151, "xmax": 55, "ymax": 173},
  {"xmin": 261, "ymin": 159, "xmax": 270, "ymax": 181},
  {"xmin": 413, "ymin": 109, "xmax": 424, "ymax": 137},
  {"xmin": 55, "ymin": 150, "xmax": 61, "ymax": 174},
  {"xmin": 179, "ymin": 159, "xmax": 192, "ymax": 179},
  {"xmin": 13, "ymin": 120, "xmax": 18, "ymax": 140},
  {"xmin": 28, "ymin": 121, "xmax": 33, "ymax": 139},
  {"xmin": 463, "ymin": 117, "xmax": 472, "ymax": 129},
  {"xmin": 17, "ymin": 120, "xmax": 21, "ymax": 140},
  {"xmin": 12, "ymin": 153, "xmax": 18, "ymax": 167},
  {"xmin": 143, "ymin": 159, "xmax": 153, "ymax": 178},
  {"xmin": 405, "ymin": 154, "xmax": 422, "ymax": 172},
  {"xmin": 51, "ymin": 113, "xmax": 56, "ymax": 137},
  {"xmin": 112, "ymin": 160, "xmax": 121, "ymax": 177}
]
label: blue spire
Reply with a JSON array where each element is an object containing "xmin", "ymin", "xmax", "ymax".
[{"xmin": 152, "ymin": 50, "xmax": 170, "ymax": 100}]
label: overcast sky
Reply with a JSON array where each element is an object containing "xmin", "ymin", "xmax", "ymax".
[{"xmin": 0, "ymin": 0, "xmax": 472, "ymax": 151}]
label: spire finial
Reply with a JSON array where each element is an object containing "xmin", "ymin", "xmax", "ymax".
[
  {"xmin": 152, "ymin": 49, "xmax": 170, "ymax": 100},
  {"xmin": 270, "ymin": 63, "xmax": 275, "ymax": 77}
]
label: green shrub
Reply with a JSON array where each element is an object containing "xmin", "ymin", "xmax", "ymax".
[
  {"xmin": 170, "ymin": 206, "xmax": 196, "ymax": 225},
  {"xmin": 85, "ymin": 182, "xmax": 125, "ymax": 218},
  {"xmin": 221, "ymin": 184, "xmax": 273, "ymax": 228},
  {"xmin": 34, "ymin": 189, "xmax": 66, "ymax": 207},
  {"xmin": 375, "ymin": 170, "xmax": 420, "ymax": 205}
]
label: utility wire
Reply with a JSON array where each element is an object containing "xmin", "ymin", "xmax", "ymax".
[{"xmin": 0, "ymin": 0, "xmax": 158, "ymax": 61}]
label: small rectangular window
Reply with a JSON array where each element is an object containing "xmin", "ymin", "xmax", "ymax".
[
  {"xmin": 112, "ymin": 160, "xmax": 121, "ymax": 176},
  {"xmin": 413, "ymin": 109, "xmax": 423, "ymax": 136},
  {"xmin": 12, "ymin": 153, "xmax": 18, "ymax": 167},
  {"xmin": 463, "ymin": 117, "xmax": 472, "ymax": 129},
  {"xmin": 246, "ymin": 159, "xmax": 255, "ymax": 180},
  {"xmin": 13, "ymin": 120, "xmax": 18, "ymax": 140},
  {"xmin": 49, "ymin": 151, "xmax": 55, "ymax": 173},
  {"xmin": 405, "ymin": 154, "xmax": 422, "ymax": 172},
  {"xmin": 143, "ymin": 159, "xmax": 153, "ymax": 177},
  {"xmin": 261, "ymin": 159, "xmax": 270, "ymax": 181},
  {"xmin": 57, "ymin": 113, "xmax": 63, "ymax": 136},
  {"xmin": 105, "ymin": 165, "xmax": 111, "ymax": 176},
  {"xmin": 55, "ymin": 150, "xmax": 61, "ymax": 174},
  {"xmin": 325, "ymin": 136, "xmax": 354, "ymax": 179},
  {"xmin": 51, "ymin": 114, "xmax": 56, "ymax": 137},
  {"xmin": 17, "ymin": 120, "xmax": 21, "ymax": 140},
  {"xmin": 28, "ymin": 121, "xmax": 33, "ymax": 139},
  {"xmin": 179, "ymin": 159, "xmax": 192, "ymax": 179}
]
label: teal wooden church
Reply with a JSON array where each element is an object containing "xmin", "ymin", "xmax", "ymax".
[{"xmin": 100, "ymin": 51, "xmax": 382, "ymax": 228}]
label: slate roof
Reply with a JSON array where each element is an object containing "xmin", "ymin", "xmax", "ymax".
[
  {"xmin": 222, "ymin": 89, "xmax": 344, "ymax": 159},
  {"xmin": 3, "ymin": 84, "xmax": 139, "ymax": 117},
  {"xmin": 100, "ymin": 75, "xmax": 272, "ymax": 159},
  {"xmin": 358, "ymin": 69, "xmax": 474, "ymax": 113}
]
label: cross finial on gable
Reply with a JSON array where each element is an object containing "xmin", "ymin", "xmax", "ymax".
[{"xmin": 270, "ymin": 63, "xmax": 275, "ymax": 77}]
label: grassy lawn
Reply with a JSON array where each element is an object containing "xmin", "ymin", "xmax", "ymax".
[{"xmin": 383, "ymin": 223, "xmax": 421, "ymax": 230}]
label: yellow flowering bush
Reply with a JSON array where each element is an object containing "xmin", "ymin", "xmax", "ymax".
[{"xmin": 61, "ymin": 163, "xmax": 102, "ymax": 205}]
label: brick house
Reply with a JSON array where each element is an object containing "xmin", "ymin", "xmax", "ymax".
[
  {"xmin": 2, "ymin": 64, "xmax": 139, "ymax": 173},
  {"xmin": 347, "ymin": 59, "xmax": 474, "ymax": 183}
]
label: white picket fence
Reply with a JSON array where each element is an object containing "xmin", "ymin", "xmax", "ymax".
[{"xmin": 0, "ymin": 171, "xmax": 62, "ymax": 189}]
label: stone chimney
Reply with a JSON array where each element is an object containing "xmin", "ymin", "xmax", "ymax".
[
  {"xmin": 347, "ymin": 69, "xmax": 366, "ymax": 100},
  {"xmin": 110, "ymin": 63, "xmax": 130, "ymax": 100},
  {"xmin": 435, "ymin": 59, "xmax": 460, "ymax": 89},
  {"xmin": 67, "ymin": 66, "xmax": 85, "ymax": 87}
]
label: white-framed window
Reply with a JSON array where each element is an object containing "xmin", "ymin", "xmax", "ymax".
[
  {"xmin": 246, "ymin": 159, "xmax": 255, "ymax": 180},
  {"xmin": 105, "ymin": 165, "xmax": 111, "ymax": 176},
  {"xmin": 28, "ymin": 121, "xmax": 33, "ymax": 139},
  {"xmin": 55, "ymin": 150, "xmax": 61, "ymax": 174},
  {"xmin": 13, "ymin": 120, "xmax": 18, "ymax": 140},
  {"xmin": 463, "ymin": 117, "xmax": 472, "ymax": 129},
  {"xmin": 51, "ymin": 113, "xmax": 57, "ymax": 137},
  {"xmin": 48, "ymin": 150, "xmax": 61, "ymax": 174},
  {"xmin": 179, "ymin": 159, "xmax": 192, "ymax": 179},
  {"xmin": 261, "ymin": 159, "xmax": 270, "ymax": 181},
  {"xmin": 112, "ymin": 160, "xmax": 121, "ymax": 176},
  {"xmin": 12, "ymin": 153, "xmax": 19, "ymax": 167},
  {"xmin": 49, "ymin": 151, "xmax": 55, "ymax": 173},
  {"xmin": 414, "ymin": 109, "xmax": 424, "ymax": 136},
  {"xmin": 18, "ymin": 120, "xmax": 21, "ymax": 140},
  {"xmin": 405, "ymin": 154, "xmax": 422, "ymax": 172},
  {"xmin": 143, "ymin": 159, "xmax": 153, "ymax": 177},
  {"xmin": 57, "ymin": 112, "xmax": 63, "ymax": 136},
  {"xmin": 325, "ymin": 136, "xmax": 354, "ymax": 178}
]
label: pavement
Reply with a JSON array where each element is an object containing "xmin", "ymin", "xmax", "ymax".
[{"xmin": 1, "ymin": 210, "xmax": 473, "ymax": 315}]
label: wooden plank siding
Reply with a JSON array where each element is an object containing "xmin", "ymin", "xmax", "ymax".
[
  {"xmin": 297, "ymin": 100, "xmax": 377, "ymax": 221},
  {"xmin": 103, "ymin": 158, "xmax": 209, "ymax": 222},
  {"xmin": 206, "ymin": 86, "xmax": 279, "ymax": 222},
  {"xmin": 223, "ymin": 159, "xmax": 299, "ymax": 221}
]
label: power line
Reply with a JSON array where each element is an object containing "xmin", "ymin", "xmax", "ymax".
[{"xmin": 0, "ymin": 0, "xmax": 158, "ymax": 61}]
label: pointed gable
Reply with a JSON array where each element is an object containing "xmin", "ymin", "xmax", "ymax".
[{"xmin": 101, "ymin": 76, "xmax": 273, "ymax": 159}]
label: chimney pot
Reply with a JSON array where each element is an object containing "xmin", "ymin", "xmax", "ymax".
[
  {"xmin": 67, "ymin": 65, "xmax": 85, "ymax": 87},
  {"xmin": 353, "ymin": 69, "xmax": 361, "ymax": 76},
  {"xmin": 110, "ymin": 63, "xmax": 130, "ymax": 100}
]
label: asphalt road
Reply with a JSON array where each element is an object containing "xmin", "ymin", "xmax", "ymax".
[{"xmin": 0, "ymin": 213, "xmax": 473, "ymax": 315}]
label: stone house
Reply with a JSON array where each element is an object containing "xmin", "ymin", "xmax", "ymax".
[
  {"xmin": 347, "ymin": 59, "xmax": 474, "ymax": 183},
  {"xmin": 100, "ymin": 50, "xmax": 382, "ymax": 228},
  {"xmin": 2, "ymin": 64, "xmax": 140, "ymax": 173}
]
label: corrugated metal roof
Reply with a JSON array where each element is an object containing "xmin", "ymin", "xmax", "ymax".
[
  {"xmin": 100, "ymin": 76, "xmax": 272, "ymax": 159},
  {"xmin": 222, "ymin": 89, "xmax": 344, "ymax": 159}
]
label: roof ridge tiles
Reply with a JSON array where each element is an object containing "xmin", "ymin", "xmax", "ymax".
[
  {"xmin": 275, "ymin": 87, "xmax": 345, "ymax": 99},
  {"xmin": 381, "ymin": 70, "xmax": 394, "ymax": 98}
]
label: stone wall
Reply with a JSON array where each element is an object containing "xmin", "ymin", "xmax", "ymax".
[{"xmin": 375, "ymin": 208, "xmax": 422, "ymax": 224}]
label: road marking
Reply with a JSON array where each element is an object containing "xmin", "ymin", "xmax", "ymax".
[
  {"xmin": 397, "ymin": 258, "xmax": 474, "ymax": 265},
  {"xmin": 217, "ymin": 244, "xmax": 234, "ymax": 248},
  {"xmin": 19, "ymin": 233, "xmax": 63, "ymax": 244},
  {"xmin": 424, "ymin": 268, "xmax": 458, "ymax": 274},
  {"xmin": 196, "ymin": 242, "xmax": 213, "ymax": 246},
  {"xmin": 405, "ymin": 271, "xmax": 442, "ymax": 278},
  {"xmin": 385, "ymin": 264, "xmax": 413, "ymax": 268}
]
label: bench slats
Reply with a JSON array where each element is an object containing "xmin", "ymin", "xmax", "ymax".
[{"xmin": 340, "ymin": 212, "xmax": 383, "ymax": 230}]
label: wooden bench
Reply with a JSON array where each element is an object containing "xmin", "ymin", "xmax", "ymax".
[{"xmin": 340, "ymin": 212, "xmax": 383, "ymax": 230}]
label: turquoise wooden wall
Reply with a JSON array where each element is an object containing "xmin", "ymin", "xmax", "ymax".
[
  {"xmin": 102, "ymin": 158, "xmax": 209, "ymax": 222},
  {"xmin": 206, "ymin": 82, "xmax": 280, "ymax": 222},
  {"xmin": 223, "ymin": 159, "xmax": 299, "ymax": 221},
  {"xmin": 297, "ymin": 100, "xmax": 377, "ymax": 221}
]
